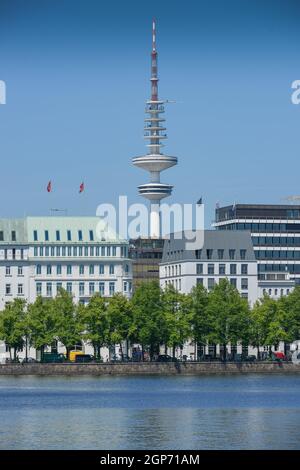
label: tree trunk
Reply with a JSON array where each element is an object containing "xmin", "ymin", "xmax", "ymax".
[
  {"xmin": 25, "ymin": 337, "xmax": 28, "ymax": 362},
  {"xmin": 223, "ymin": 344, "xmax": 227, "ymax": 362},
  {"xmin": 257, "ymin": 346, "xmax": 260, "ymax": 361},
  {"xmin": 119, "ymin": 342, "xmax": 124, "ymax": 361},
  {"xmin": 172, "ymin": 345, "xmax": 176, "ymax": 359},
  {"xmin": 141, "ymin": 345, "xmax": 144, "ymax": 362}
]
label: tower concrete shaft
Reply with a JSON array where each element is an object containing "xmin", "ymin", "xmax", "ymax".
[{"xmin": 132, "ymin": 19, "xmax": 178, "ymax": 238}]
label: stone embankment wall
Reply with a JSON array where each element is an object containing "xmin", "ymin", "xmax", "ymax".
[{"xmin": 0, "ymin": 362, "xmax": 299, "ymax": 376}]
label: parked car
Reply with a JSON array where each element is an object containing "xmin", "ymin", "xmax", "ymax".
[
  {"xmin": 75, "ymin": 354, "xmax": 94, "ymax": 363},
  {"xmin": 41, "ymin": 353, "xmax": 66, "ymax": 363},
  {"xmin": 272, "ymin": 351, "xmax": 287, "ymax": 362},
  {"xmin": 22, "ymin": 357, "xmax": 38, "ymax": 363},
  {"xmin": 156, "ymin": 354, "xmax": 178, "ymax": 363}
]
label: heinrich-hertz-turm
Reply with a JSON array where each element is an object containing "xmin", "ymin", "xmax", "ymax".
[{"xmin": 132, "ymin": 19, "xmax": 178, "ymax": 238}]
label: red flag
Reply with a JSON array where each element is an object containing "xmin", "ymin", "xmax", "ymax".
[
  {"xmin": 47, "ymin": 181, "xmax": 52, "ymax": 193},
  {"xmin": 79, "ymin": 182, "xmax": 84, "ymax": 193}
]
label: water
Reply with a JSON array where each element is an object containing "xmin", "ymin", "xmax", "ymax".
[{"xmin": 0, "ymin": 374, "xmax": 299, "ymax": 449}]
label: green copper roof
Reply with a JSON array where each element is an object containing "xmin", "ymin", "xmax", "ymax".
[{"xmin": 0, "ymin": 217, "xmax": 127, "ymax": 244}]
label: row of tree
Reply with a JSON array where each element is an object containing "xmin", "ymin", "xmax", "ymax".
[{"xmin": 0, "ymin": 279, "xmax": 300, "ymax": 361}]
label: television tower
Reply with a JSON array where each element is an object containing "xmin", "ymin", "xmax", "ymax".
[{"xmin": 132, "ymin": 19, "xmax": 178, "ymax": 238}]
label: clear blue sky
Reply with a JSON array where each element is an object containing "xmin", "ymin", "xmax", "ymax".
[{"xmin": 1, "ymin": 0, "xmax": 300, "ymax": 226}]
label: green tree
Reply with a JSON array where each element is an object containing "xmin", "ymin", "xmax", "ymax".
[
  {"xmin": 206, "ymin": 279, "xmax": 250, "ymax": 361},
  {"xmin": 79, "ymin": 293, "xmax": 109, "ymax": 360},
  {"xmin": 52, "ymin": 288, "xmax": 81, "ymax": 359},
  {"xmin": 0, "ymin": 299, "xmax": 27, "ymax": 360},
  {"xmin": 107, "ymin": 293, "xmax": 132, "ymax": 360},
  {"xmin": 189, "ymin": 283, "xmax": 210, "ymax": 358},
  {"xmin": 161, "ymin": 285, "xmax": 192, "ymax": 358},
  {"xmin": 130, "ymin": 281, "xmax": 167, "ymax": 360},
  {"xmin": 27, "ymin": 296, "xmax": 57, "ymax": 358},
  {"xmin": 250, "ymin": 294, "xmax": 295, "ymax": 358}
]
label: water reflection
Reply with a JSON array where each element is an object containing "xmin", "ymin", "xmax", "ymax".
[{"xmin": 0, "ymin": 375, "xmax": 299, "ymax": 449}]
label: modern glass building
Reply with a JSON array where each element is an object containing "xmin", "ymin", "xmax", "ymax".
[{"xmin": 214, "ymin": 204, "xmax": 298, "ymax": 294}]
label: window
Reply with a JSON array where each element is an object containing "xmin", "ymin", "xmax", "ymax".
[
  {"xmin": 241, "ymin": 264, "xmax": 248, "ymax": 275},
  {"xmin": 229, "ymin": 249, "xmax": 235, "ymax": 260},
  {"xmin": 241, "ymin": 278, "xmax": 248, "ymax": 290},
  {"xmin": 51, "ymin": 247, "xmax": 55, "ymax": 256},
  {"xmin": 56, "ymin": 282, "xmax": 62, "ymax": 292},
  {"xmin": 196, "ymin": 278, "xmax": 203, "ymax": 285},
  {"xmin": 56, "ymin": 230, "xmax": 60, "ymax": 241},
  {"xmin": 62, "ymin": 247, "xmax": 66, "ymax": 257},
  {"xmin": 112, "ymin": 246, "xmax": 117, "ymax": 256},
  {"xmin": 79, "ymin": 265, "xmax": 84, "ymax": 275},
  {"xmin": 57, "ymin": 265, "xmax": 62, "ymax": 275},
  {"xmin": 84, "ymin": 247, "xmax": 88, "ymax": 256},
  {"xmin": 218, "ymin": 249, "xmax": 224, "ymax": 260},
  {"xmin": 45, "ymin": 230, "xmax": 49, "ymax": 241},
  {"xmin": 18, "ymin": 266, "xmax": 23, "ymax": 276},
  {"xmin": 107, "ymin": 247, "xmax": 111, "ymax": 256},
  {"xmin": 67, "ymin": 265, "xmax": 72, "ymax": 275},
  {"xmin": 268, "ymin": 289, "xmax": 272, "ymax": 296},
  {"xmin": 73, "ymin": 246, "xmax": 77, "ymax": 256},
  {"xmin": 230, "ymin": 264, "xmax": 237, "ymax": 275},
  {"xmin": 36, "ymin": 264, "xmax": 41, "ymax": 275},
  {"xmin": 20, "ymin": 249, "xmax": 24, "ymax": 260},
  {"xmin": 89, "ymin": 265, "xmax": 94, "ymax": 275},
  {"xmin": 109, "ymin": 264, "xmax": 114, "ymax": 275},
  {"xmin": 33, "ymin": 230, "xmax": 38, "ymax": 241},
  {"xmin": 12, "ymin": 249, "xmax": 16, "ymax": 260},
  {"xmin": 230, "ymin": 278, "xmax": 237, "ymax": 288},
  {"xmin": 67, "ymin": 246, "xmax": 72, "ymax": 256},
  {"xmin": 34, "ymin": 247, "xmax": 38, "ymax": 256},
  {"xmin": 45, "ymin": 247, "xmax": 49, "ymax": 257},
  {"xmin": 5, "ymin": 284, "xmax": 11, "ymax": 295},
  {"xmin": 99, "ymin": 282, "xmax": 105, "ymax": 296},
  {"xmin": 89, "ymin": 230, "xmax": 94, "ymax": 241},
  {"xmin": 99, "ymin": 264, "xmax": 104, "ymax": 274},
  {"xmin": 219, "ymin": 264, "xmax": 226, "ymax": 275},
  {"xmin": 89, "ymin": 282, "xmax": 95, "ymax": 295},
  {"xmin": 109, "ymin": 282, "xmax": 115, "ymax": 296},
  {"xmin": 196, "ymin": 264, "xmax": 203, "ymax": 275},
  {"xmin": 56, "ymin": 246, "xmax": 61, "ymax": 256},
  {"xmin": 208, "ymin": 264, "xmax": 214, "ymax": 275},
  {"xmin": 66, "ymin": 282, "xmax": 72, "ymax": 294},
  {"xmin": 5, "ymin": 266, "xmax": 11, "ymax": 276},
  {"xmin": 79, "ymin": 247, "xmax": 83, "ymax": 256},
  {"xmin": 67, "ymin": 230, "xmax": 72, "ymax": 241},
  {"xmin": 47, "ymin": 265, "xmax": 52, "ymax": 275},
  {"xmin": 123, "ymin": 281, "xmax": 128, "ymax": 292},
  {"xmin": 240, "ymin": 249, "xmax": 246, "ymax": 260},
  {"xmin": 125, "ymin": 264, "xmax": 129, "ymax": 274},
  {"xmin": 101, "ymin": 246, "xmax": 105, "ymax": 256},
  {"xmin": 79, "ymin": 282, "xmax": 85, "ymax": 297},
  {"xmin": 0, "ymin": 231, "xmax": 3, "ymax": 241},
  {"xmin": 241, "ymin": 292, "xmax": 248, "ymax": 300},
  {"xmin": 90, "ymin": 247, "xmax": 94, "ymax": 257},
  {"xmin": 208, "ymin": 278, "xmax": 215, "ymax": 290},
  {"xmin": 11, "ymin": 231, "xmax": 16, "ymax": 242},
  {"xmin": 46, "ymin": 282, "xmax": 52, "ymax": 297},
  {"xmin": 206, "ymin": 249, "xmax": 213, "ymax": 259},
  {"xmin": 39, "ymin": 246, "xmax": 44, "ymax": 256},
  {"xmin": 36, "ymin": 282, "xmax": 42, "ymax": 295},
  {"xmin": 78, "ymin": 230, "xmax": 83, "ymax": 241},
  {"xmin": 18, "ymin": 284, "xmax": 23, "ymax": 295}
]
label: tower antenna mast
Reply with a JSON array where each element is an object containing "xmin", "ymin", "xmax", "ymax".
[{"xmin": 132, "ymin": 20, "xmax": 178, "ymax": 238}]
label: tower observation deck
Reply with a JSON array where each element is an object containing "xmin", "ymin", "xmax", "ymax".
[{"xmin": 132, "ymin": 19, "xmax": 178, "ymax": 238}]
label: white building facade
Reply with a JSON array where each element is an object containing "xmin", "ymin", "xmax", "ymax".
[
  {"xmin": 0, "ymin": 216, "xmax": 132, "ymax": 360},
  {"xmin": 160, "ymin": 230, "xmax": 258, "ymax": 305}
]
